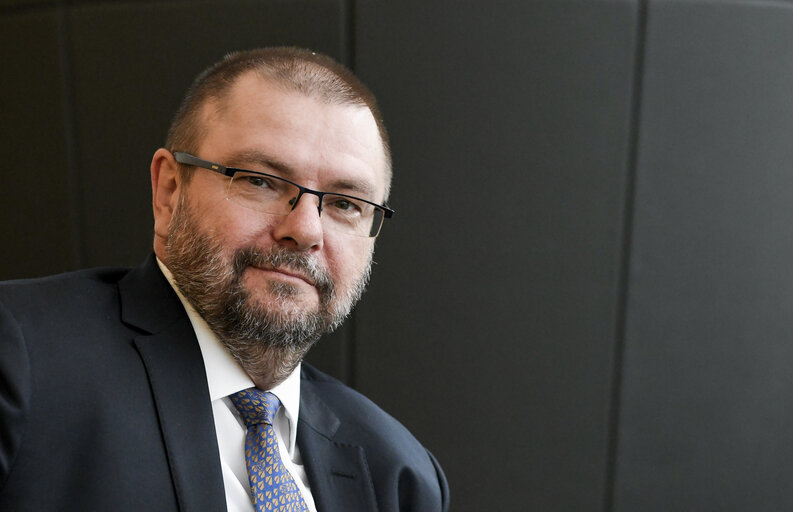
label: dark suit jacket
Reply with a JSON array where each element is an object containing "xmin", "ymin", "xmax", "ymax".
[{"xmin": 0, "ymin": 255, "xmax": 449, "ymax": 511}]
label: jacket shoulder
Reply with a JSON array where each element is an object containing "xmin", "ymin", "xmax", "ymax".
[
  {"xmin": 0, "ymin": 267, "xmax": 131, "ymax": 312},
  {"xmin": 300, "ymin": 364, "xmax": 402, "ymax": 429}
]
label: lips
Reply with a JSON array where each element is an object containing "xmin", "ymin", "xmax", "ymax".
[{"xmin": 254, "ymin": 265, "xmax": 315, "ymax": 286}]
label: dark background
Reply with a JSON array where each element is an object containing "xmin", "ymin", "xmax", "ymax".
[{"xmin": 4, "ymin": 0, "xmax": 793, "ymax": 510}]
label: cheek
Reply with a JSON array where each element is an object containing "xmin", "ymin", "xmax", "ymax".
[
  {"xmin": 327, "ymin": 241, "xmax": 374, "ymax": 285},
  {"xmin": 207, "ymin": 205, "xmax": 276, "ymax": 247},
  {"xmin": 186, "ymin": 176, "xmax": 269, "ymax": 239}
]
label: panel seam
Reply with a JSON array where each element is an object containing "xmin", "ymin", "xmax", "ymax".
[
  {"xmin": 603, "ymin": 1, "xmax": 649, "ymax": 511},
  {"xmin": 57, "ymin": 1, "xmax": 86, "ymax": 268}
]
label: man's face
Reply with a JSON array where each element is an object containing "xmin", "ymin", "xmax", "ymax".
[{"xmin": 161, "ymin": 73, "xmax": 386, "ymax": 357}]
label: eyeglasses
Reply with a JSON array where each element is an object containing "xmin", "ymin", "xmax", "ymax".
[{"xmin": 173, "ymin": 151, "xmax": 394, "ymax": 238}]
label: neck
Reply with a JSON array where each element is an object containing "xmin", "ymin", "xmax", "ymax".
[{"xmin": 220, "ymin": 339, "xmax": 306, "ymax": 391}]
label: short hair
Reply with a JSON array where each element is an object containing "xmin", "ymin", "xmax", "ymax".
[{"xmin": 166, "ymin": 47, "xmax": 392, "ymax": 197}]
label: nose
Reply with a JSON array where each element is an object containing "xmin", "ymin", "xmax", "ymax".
[{"xmin": 272, "ymin": 192, "xmax": 324, "ymax": 251}]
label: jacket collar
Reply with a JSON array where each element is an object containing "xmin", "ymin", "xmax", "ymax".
[
  {"xmin": 119, "ymin": 254, "xmax": 186, "ymax": 333},
  {"xmin": 119, "ymin": 255, "xmax": 227, "ymax": 512}
]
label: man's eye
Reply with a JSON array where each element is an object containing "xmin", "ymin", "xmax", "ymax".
[
  {"xmin": 330, "ymin": 197, "xmax": 361, "ymax": 215},
  {"xmin": 333, "ymin": 199, "xmax": 353, "ymax": 210},
  {"xmin": 245, "ymin": 176, "xmax": 269, "ymax": 188}
]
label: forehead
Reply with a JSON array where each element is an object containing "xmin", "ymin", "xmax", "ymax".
[{"xmin": 197, "ymin": 73, "xmax": 387, "ymax": 199}]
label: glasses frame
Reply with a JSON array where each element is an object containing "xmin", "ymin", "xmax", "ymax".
[{"xmin": 172, "ymin": 151, "xmax": 394, "ymax": 237}]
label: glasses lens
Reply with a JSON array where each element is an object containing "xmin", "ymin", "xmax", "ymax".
[
  {"xmin": 321, "ymin": 194, "xmax": 385, "ymax": 237},
  {"xmin": 227, "ymin": 172, "xmax": 386, "ymax": 237},
  {"xmin": 228, "ymin": 172, "xmax": 299, "ymax": 217}
]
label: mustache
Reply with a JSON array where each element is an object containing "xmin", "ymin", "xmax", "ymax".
[{"xmin": 232, "ymin": 246, "xmax": 335, "ymax": 297}]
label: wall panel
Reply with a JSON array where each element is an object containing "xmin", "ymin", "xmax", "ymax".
[
  {"xmin": 615, "ymin": 1, "xmax": 793, "ymax": 510},
  {"xmin": 0, "ymin": 9, "xmax": 74, "ymax": 279},
  {"xmin": 354, "ymin": 1, "xmax": 640, "ymax": 509}
]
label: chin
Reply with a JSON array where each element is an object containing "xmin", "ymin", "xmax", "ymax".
[{"xmin": 246, "ymin": 282, "xmax": 321, "ymax": 316}]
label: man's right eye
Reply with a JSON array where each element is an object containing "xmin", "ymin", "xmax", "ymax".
[{"xmin": 245, "ymin": 176, "xmax": 269, "ymax": 188}]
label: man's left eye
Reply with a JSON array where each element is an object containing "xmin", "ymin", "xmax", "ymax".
[
  {"xmin": 246, "ymin": 177, "xmax": 268, "ymax": 187},
  {"xmin": 329, "ymin": 198, "xmax": 362, "ymax": 213}
]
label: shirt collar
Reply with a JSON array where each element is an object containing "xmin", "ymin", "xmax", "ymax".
[{"xmin": 156, "ymin": 258, "xmax": 302, "ymax": 451}]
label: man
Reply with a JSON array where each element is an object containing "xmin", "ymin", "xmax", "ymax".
[{"xmin": 0, "ymin": 48, "xmax": 449, "ymax": 511}]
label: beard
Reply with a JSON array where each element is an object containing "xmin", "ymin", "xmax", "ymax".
[{"xmin": 164, "ymin": 193, "xmax": 372, "ymax": 384}]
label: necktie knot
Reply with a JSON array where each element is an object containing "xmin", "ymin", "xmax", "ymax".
[{"xmin": 230, "ymin": 388, "xmax": 281, "ymax": 428}]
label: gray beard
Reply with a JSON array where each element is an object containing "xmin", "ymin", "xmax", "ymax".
[{"xmin": 164, "ymin": 195, "xmax": 371, "ymax": 384}]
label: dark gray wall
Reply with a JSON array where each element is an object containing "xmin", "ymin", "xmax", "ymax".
[
  {"xmin": 354, "ymin": 2, "xmax": 638, "ymax": 509},
  {"xmin": 3, "ymin": 0, "xmax": 793, "ymax": 510},
  {"xmin": 614, "ymin": 1, "xmax": 793, "ymax": 510}
]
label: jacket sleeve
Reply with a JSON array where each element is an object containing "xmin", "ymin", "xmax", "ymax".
[{"xmin": 0, "ymin": 300, "xmax": 30, "ymax": 488}]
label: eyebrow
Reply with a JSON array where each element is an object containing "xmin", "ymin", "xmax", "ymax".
[
  {"xmin": 225, "ymin": 149, "xmax": 378, "ymax": 199},
  {"xmin": 225, "ymin": 149, "xmax": 296, "ymax": 177}
]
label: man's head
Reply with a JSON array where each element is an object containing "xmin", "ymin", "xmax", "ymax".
[{"xmin": 150, "ymin": 48, "xmax": 390, "ymax": 387}]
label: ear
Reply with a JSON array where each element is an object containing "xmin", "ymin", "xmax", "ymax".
[{"xmin": 151, "ymin": 148, "xmax": 181, "ymax": 257}]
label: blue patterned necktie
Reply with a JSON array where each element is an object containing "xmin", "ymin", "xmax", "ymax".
[{"xmin": 230, "ymin": 388, "xmax": 310, "ymax": 512}]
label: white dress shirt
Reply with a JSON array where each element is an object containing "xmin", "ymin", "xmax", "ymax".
[{"xmin": 157, "ymin": 260, "xmax": 317, "ymax": 512}]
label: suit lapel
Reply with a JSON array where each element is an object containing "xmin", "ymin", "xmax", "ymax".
[
  {"xmin": 120, "ymin": 256, "xmax": 226, "ymax": 512},
  {"xmin": 297, "ymin": 380, "xmax": 379, "ymax": 511}
]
